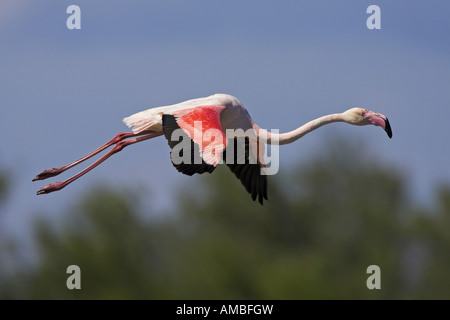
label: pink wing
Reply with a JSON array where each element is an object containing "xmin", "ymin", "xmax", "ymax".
[
  {"xmin": 173, "ymin": 105, "xmax": 228, "ymax": 166},
  {"xmin": 162, "ymin": 105, "xmax": 268, "ymax": 204}
]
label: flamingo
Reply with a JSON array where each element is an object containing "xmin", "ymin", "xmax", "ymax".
[{"xmin": 33, "ymin": 93, "xmax": 392, "ymax": 204}]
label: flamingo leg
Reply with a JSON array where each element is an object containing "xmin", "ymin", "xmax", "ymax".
[
  {"xmin": 35, "ymin": 131, "xmax": 163, "ymax": 195},
  {"xmin": 33, "ymin": 130, "xmax": 156, "ymax": 181}
]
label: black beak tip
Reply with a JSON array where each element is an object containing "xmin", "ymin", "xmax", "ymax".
[{"xmin": 384, "ymin": 118, "xmax": 392, "ymax": 139}]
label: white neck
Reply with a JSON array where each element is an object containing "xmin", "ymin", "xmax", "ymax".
[{"xmin": 253, "ymin": 113, "xmax": 346, "ymax": 145}]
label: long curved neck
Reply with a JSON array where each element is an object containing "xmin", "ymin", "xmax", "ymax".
[{"xmin": 253, "ymin": 113, "xmax": 345, "ymax": 145}]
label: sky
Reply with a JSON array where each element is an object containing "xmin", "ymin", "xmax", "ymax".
[{"xmin": 0, "ymin": 1, "xmax": 449, "ymax": 242}]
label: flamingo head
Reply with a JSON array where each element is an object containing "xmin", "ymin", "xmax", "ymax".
[{"xmin": 343, "ymin": 107, "xmax": 392, "ymax": 138}]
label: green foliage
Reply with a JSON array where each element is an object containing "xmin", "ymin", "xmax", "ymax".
[
  {"xmin": 0, "ymin": 169, "xmax": 9, "ymax": 206},
  {"xmin": 1, "ymin": 139, "xmax": 450, "ymax": 299}
]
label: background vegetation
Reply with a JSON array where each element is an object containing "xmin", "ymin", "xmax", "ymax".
[{"xmin": 1, "ymin": 139, "xmax": 449, "ymax": 299}]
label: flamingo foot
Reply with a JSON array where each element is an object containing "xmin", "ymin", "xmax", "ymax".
[
  {"xmin": 33, "ymin": 168, "xmax": 64, "ymax": 181},
  {"xmin": 36, "ymin": 182, "xmax": 66, "ymax": 195}
]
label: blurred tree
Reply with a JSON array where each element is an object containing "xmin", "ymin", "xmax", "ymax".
[
  {"xmin": 0, "ymin": 168, "xmax": 8, "ymax": 207},
  {"xmin": 27, "ymin": 189, "xmax": 166, "ymax": 299},
  {"xmin": 2, "ymin": 138, "xmax": 450, "ymax": 299},
  {"xmin": 410, "ymin": 187, "xmax": 450, "ymax": 299},
  {"xmin": 0, "ymin": 167, "xmax": 13, "ymax": 299}
]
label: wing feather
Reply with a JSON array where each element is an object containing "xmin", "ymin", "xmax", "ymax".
[{"xmin": 223, "ymin": 137, "xmax": 268, "ymax": 204}]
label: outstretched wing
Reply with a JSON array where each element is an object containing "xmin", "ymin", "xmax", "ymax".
[
  {"xmin": 162, "ymin": 114, "xmax": 215, "ymax": 175},
  {"xmin": 162, "ymin": 105, "xmax": 227, "ymax": 175},
  {"xmin": 223, "ymin": 137, "xmax": 268, "ymax": 205},
  {"xmin": 162, "ymin": 105, "xmax": 268, "ymax": 204}
]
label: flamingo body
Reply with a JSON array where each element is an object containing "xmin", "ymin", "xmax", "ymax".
[{"xmin": 123, "ymin": 94, "xmax": 244, "ymax": 134}]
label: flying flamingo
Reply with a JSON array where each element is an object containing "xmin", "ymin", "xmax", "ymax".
[{"xmin": 33, "ymin": 94, "xmax": 392, "ymax": 204}]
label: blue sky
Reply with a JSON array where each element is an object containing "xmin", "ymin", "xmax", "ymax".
[{"xmin": 1, "ymin": 1, "xmax": 449, "ymax": 240}]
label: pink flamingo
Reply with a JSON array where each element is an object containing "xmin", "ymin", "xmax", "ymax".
[{"xmin": 33, "ymin": 94, "xmax": 392, "ymax": 204}]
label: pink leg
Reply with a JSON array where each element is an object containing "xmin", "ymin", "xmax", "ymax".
[
  {"xmin": 33, "ymin": 130, "xmax": 155, "ymax": 181},
  {"xmin": 36, "ymin": 131, "xmax": 163, "ymax": 195}
]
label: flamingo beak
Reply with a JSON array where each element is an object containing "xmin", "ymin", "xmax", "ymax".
[
  {"xmin": 384, "ymin": 118, "xmax": 392, "ymax": 139},
  {"xmin": 363, "ymin": 111, "xmax": 393, "ymax": 139}
]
